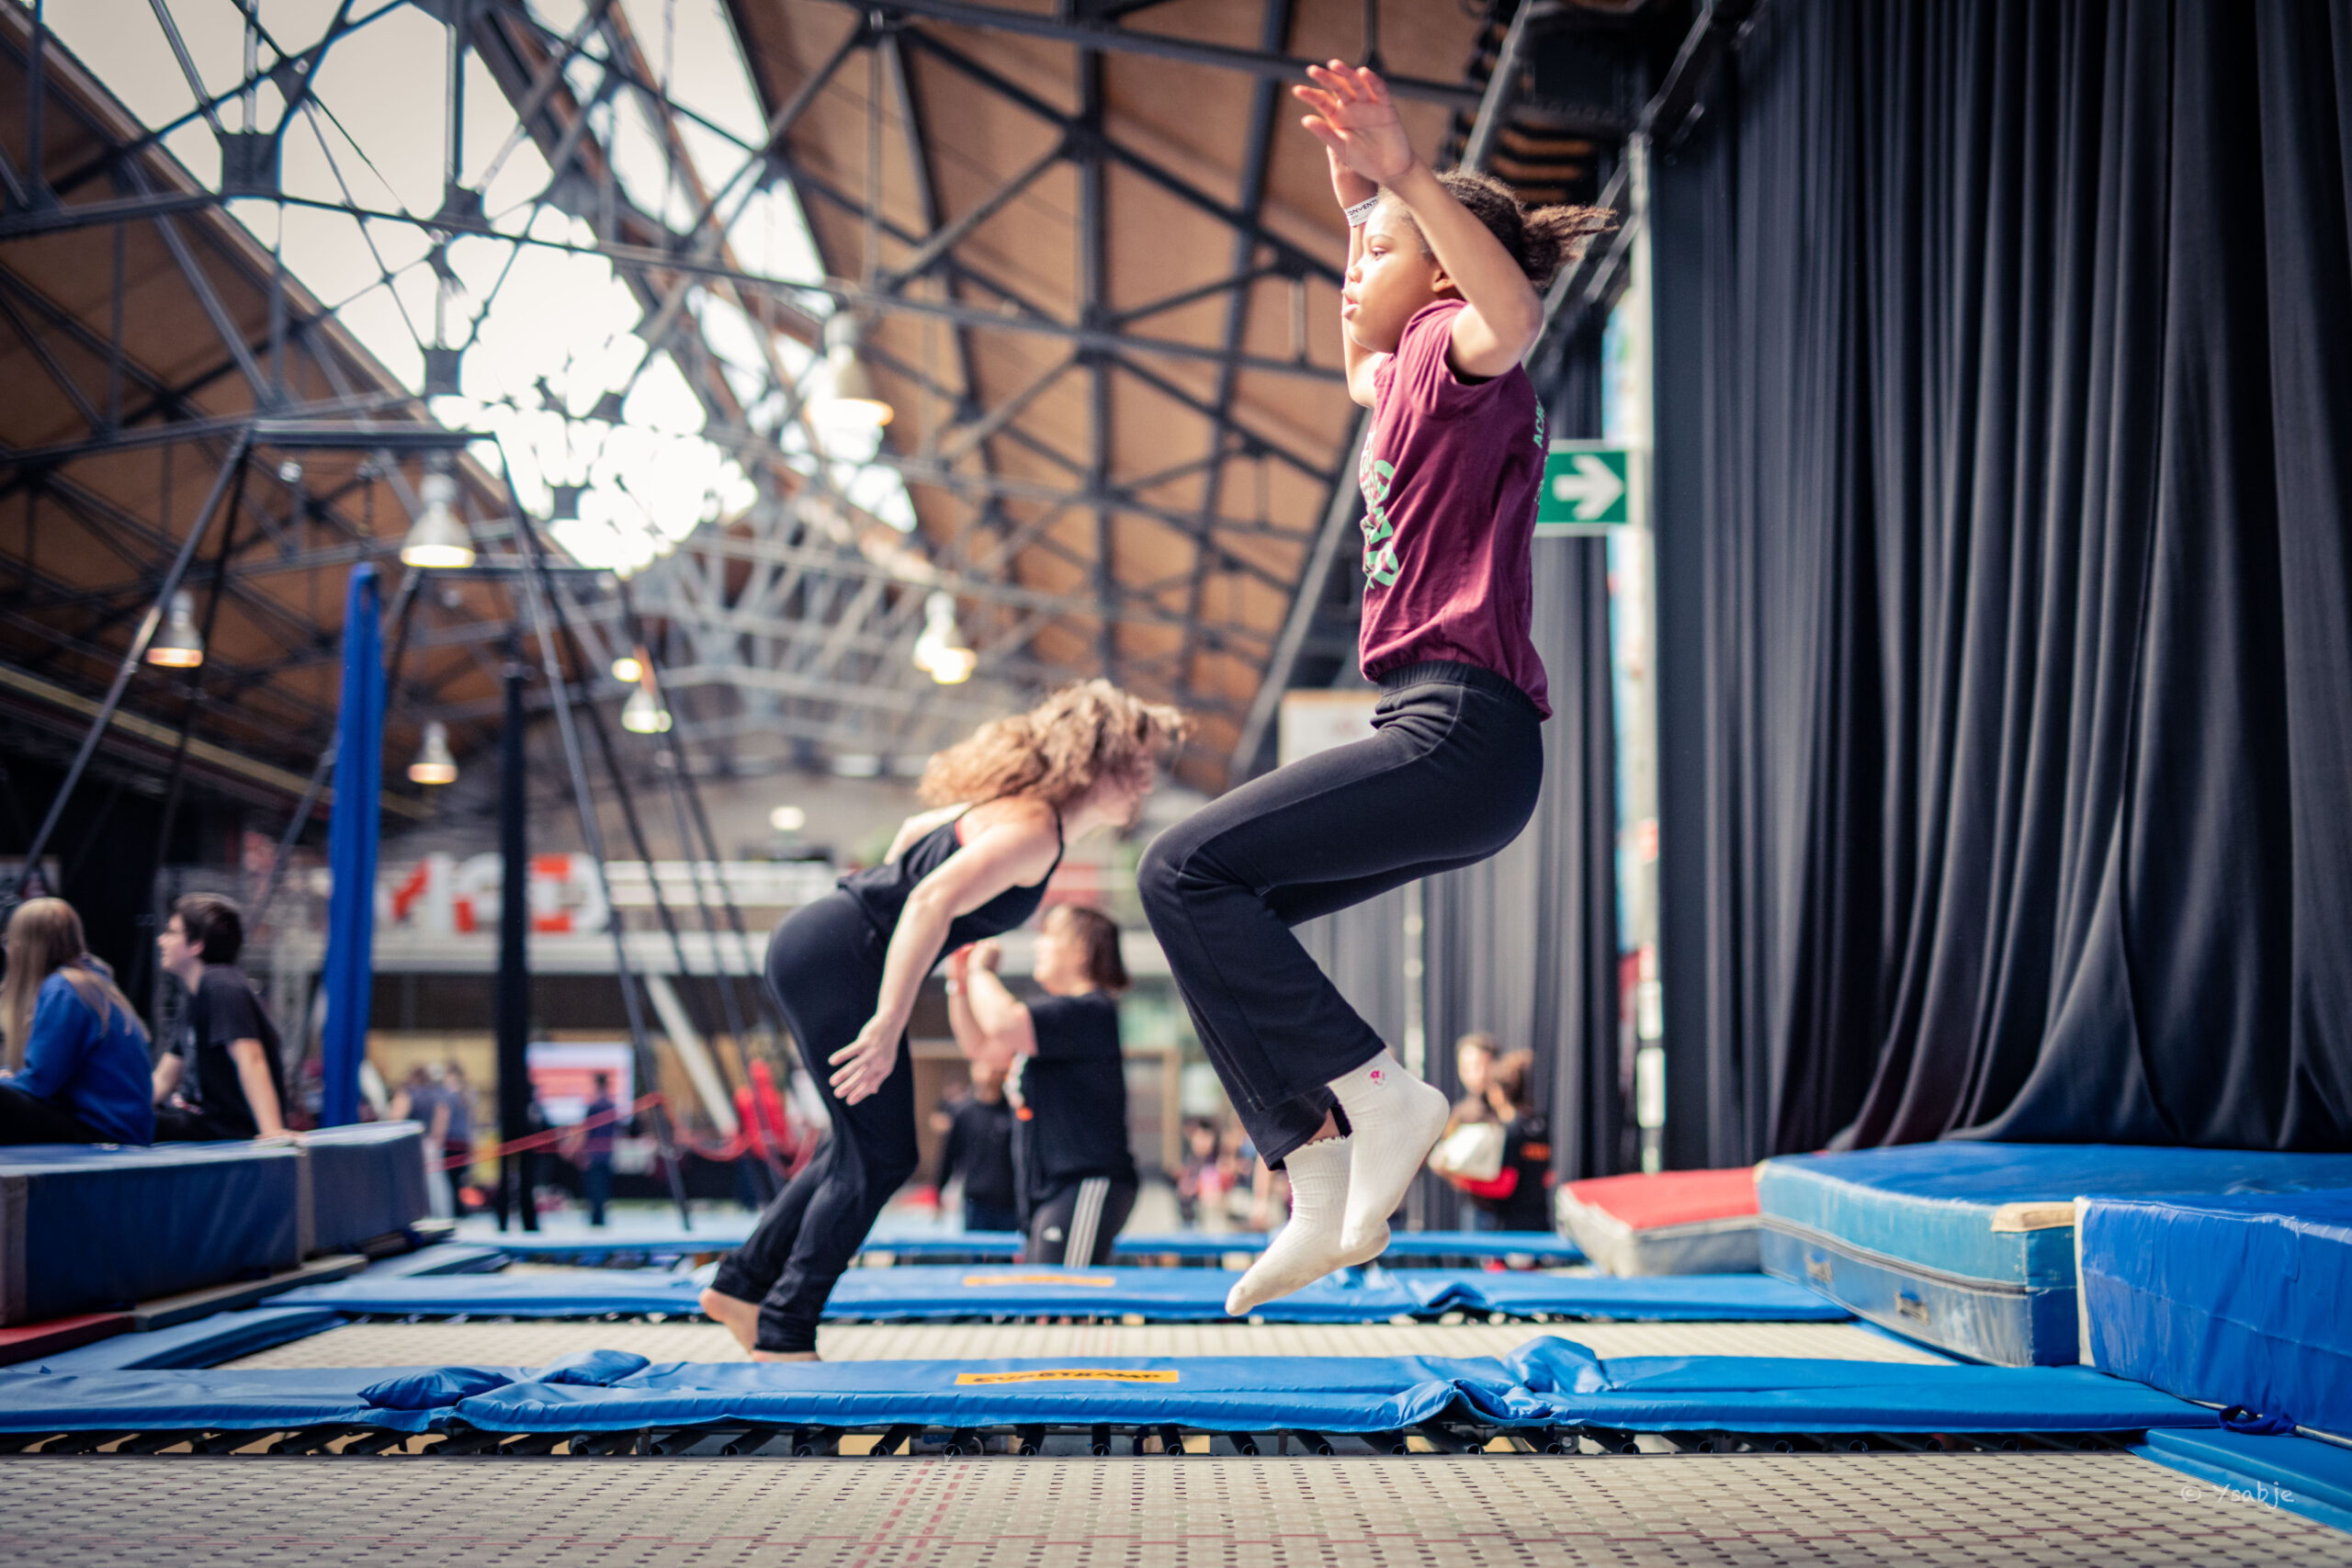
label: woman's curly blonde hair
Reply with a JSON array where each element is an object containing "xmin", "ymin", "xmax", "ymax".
[{"xmin": 920, "ymin": 680, "xmax": 1190, "ymax": 808}]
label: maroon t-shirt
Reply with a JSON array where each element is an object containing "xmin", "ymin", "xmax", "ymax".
[{"xmin": 1357, "ymin": 299, "xmax": 1551, "ymax": 718}]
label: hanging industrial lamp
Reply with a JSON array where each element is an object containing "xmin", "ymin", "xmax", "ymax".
[
  {"xmin": 817, "ymin": 313, "xmax": 894, "ymax": 428},
  {"xmin": 408, "ymin": 720, "xmax": 458, "ymax": 784},
  {"xmin": 620, "ymin": 681, "xmax": 673, "ymax": 734},
  {"xmin": 399, "ymin": 470, "xmax": 475, "ymax": 569},
  {"xmin": 913, "ymin": 592, "xmax": 977, "ymax": 684},
  {"xmin": 610, "ymin": 653, "xmax": 645, "ymax": 684},
  {"xmin": 144, "ymin": 591, "xmax": 206, "ymax": 669}
]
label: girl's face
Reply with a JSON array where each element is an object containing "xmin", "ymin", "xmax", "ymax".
[
  {"xmin": 1343, "ymin": 202, "xmax": 1450, "ymax": 355},
  {"xmin": 1032, "ymin": 918, "xmax": 1084, "ymax": 992}
]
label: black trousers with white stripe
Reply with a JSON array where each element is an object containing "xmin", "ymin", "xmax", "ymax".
[{"xmin": 1023, "ymin": 1175, "xmax": 1136, "ymax": 1266}]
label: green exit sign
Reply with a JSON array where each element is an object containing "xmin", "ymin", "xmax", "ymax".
[{"xmin": 1536, "ymin": 442, "xmax": 1639, "ymax": 533}]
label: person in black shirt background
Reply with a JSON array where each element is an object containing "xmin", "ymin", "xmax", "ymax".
[
  {"xmin": 934, "ymin": 1059, "xmax": 1020, "ymax": 1233},
  {"xmin": 151, "ymin": 894, "xmax": 289, "ymax": 1142},
  {"xmin": 947, "ymin": 905, "xmax": 1137, "ymax": 1265}
]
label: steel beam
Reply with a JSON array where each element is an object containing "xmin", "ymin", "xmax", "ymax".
[{"xmin": 819, "ymin": 0, "xmax": 1479, "ymax": 110}]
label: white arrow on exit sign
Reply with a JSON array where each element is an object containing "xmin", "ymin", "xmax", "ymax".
[{"xmin": 1550, "ymin": 454, "xmax": 1625, "ymax": 520}]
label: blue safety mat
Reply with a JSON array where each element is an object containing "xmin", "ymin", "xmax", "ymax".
[
  {"xmin": 366, "ymin": 1245, "xmax": 509, "ymax": 1278},
  {"xmin": 2136, "ymin": 1428, "xmax": 2352, "ymax": 1539},
  {"xmin": 0, "ymin": 1143, "xmax": 302, "ymax": 1325},
  {"xmin": 0, "ymin": 1337, "xmax": 2218, "ymax": 1438},
  {"xmin": 827, "ymin": 1267, "xmax": 1418, "ymax": 1322},
  {"xmin": 301, "ymin": 1124, "xmax": 429, "ymax": 1255},
  {"xmin": 2080, "ymin": 1190, "xmax": 2352, "ymax": 1440},
  {"xmin": 1381, "ymin": 1232, "xmax": 1587, "ymax": 1264},
  {"xmin": 1419, "ymin": 1271, "xmax": 1841, "ymax": 1322},
  {"xmin": 278, "ymin": 1269, "xmax": 709, "ymax": 1318},
  {"xmin": 34, "ymin": 1307, "xmax": 346, "ymax": 1371},
  {"xmin": 1758, "ymin": 1145, "xmax": 2352, "ymax": 1367},
  {"xmin": 272, "ymin": 1264, "xmax": 1841, "ymax": 1324}
]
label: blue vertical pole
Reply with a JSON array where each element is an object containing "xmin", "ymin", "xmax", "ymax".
[{"xmin": 320, "ymin": 564, "xmax": 384, "ymax": 1127}]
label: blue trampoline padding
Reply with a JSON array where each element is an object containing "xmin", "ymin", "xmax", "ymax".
[
  {"xmin": 2136, "ymin": 1429, "xmax": 2352, "ymax": 1539},
  {"xmin": 1380, "ymin": 1232, "xmax": 1586, "ymax": 1263},
  {"xmin": 1113, "ymin": 1233, "xmax": 1266, "ymax": 1258},
  {"xmin": 300, "ymin": 1124, "xmax": 429, "ymax": 1255},
  {"xmin": 277, "ymin": 1269, "xmax": 707, "ymax": 1318},
  {"xmin": 269, "ymin": 1264, "xmax": 1838, "ymax": 1324},
  {"xmin": 855, "ymin": 1232, "xmax": 1023, "ymax": 1259},
  {"xmin": 365, "ymin": 1245, "xmax": 510, "ymax": 1279},
  {"xmin": 2080, "ymin": 1190, "xmax": 2352, "ymax": 1440},
  {"xmin": 34, "ymin": 1307, "xmax": 346, "ymax": 1371},
  {"xmin": 1412, "ymin": 1271, "xmax": 1843, "ymax": 1322},
  {"xmin": 0, "ymin": 1337, "xmax": 2214, "ymax": 1437},
  {"xmin": 1758, "ymin": 1145, "xmax": 2352, "ymax": 1368},
  {"xmin": 0, "ymin": 1143, "xmax": 302, "ymax": 1325},
  {"xmin": 828, "ymin": 1266, "xmax": 1420, "ymax": 1322}
]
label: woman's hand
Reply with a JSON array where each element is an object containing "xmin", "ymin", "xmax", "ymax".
[
  {"xmin": 970, "ymin": 940, "xmax": 1003, "ymax": 974},
  {"xmin": 828, "ymin": 1015, "xmax": 899, "ymax": 1104},
  {"xmin": 1294, "ymin": 62, "xmax": 1414, "ymax": 186}
]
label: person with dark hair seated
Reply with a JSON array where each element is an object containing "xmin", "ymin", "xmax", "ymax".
[
  {"xmin": 0, "ymin": 897, "xmax": 155, "ymax": 1145},
  {"xmin": 152, "ymin": 893, "xmax": 290, "ymax": 1142}
]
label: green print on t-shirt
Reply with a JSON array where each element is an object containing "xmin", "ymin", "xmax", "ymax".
[{"xmin": 1359, "ymin": 446, "xmax": 1399, "ymax": 588}]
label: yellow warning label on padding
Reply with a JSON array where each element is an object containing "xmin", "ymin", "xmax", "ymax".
[
  {"xmin": 954, "ymin": 1369, "xmax": 1180, "ymax": 1385},
  {"xmin": 960, "ymin": 1272, "xmax": 1118, "ymax": 1288}
]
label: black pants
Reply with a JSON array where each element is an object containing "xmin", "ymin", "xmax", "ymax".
[
  {"xmin": 153, "ymin": 1104, "xmax": 252, "ymax": 1142},
  {"xmin": 710, "ymin": 892, "xmax": 919, "ymax": 1353},
  {"xmin": 1023, "ymin": 1176, "xmax": 1137, "ymax": 1266},
  {"xmin": 1140, "ymin": 663, "xmax": 1543, "ymax": 1167},
  {"xmin": 0, "ymin": 1081, "xmax": 104, "ymax": 1145}
]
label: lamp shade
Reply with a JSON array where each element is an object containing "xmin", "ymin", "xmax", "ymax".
[
  {"xmin": 818, "ymin": 314, "xmax": 894, "ymax": 428},
  {"xmin": 620, "ymin": 683, "xmax": 673, "ymax": 734},
  {"xmin": 143, "ymin": 591, "xmax": 205, "ymax": 669},
  {"xmin": 914, "ymin": 591, "xmax": 977, "ymax": 684},
  {"xmin": 400, "ymin": 471, "xmax": 475, "ymax": 569},
  {"xmin": 407, "ymin": 720, "xmax": 458, "ymax": 784}
]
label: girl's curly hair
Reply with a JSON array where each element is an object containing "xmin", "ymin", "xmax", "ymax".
[
  {"xmin": 1380, "ymin": 168, "xmax": 1617, "ymax": 291},
  {"xmin": 920, "ymin": 680, "xmax": 1190, "ymax": 809}
]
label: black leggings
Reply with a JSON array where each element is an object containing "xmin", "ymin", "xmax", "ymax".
[
  {"xmin": 1139, "ymin": 662, "xmax": 1543, "ymax": 1167},
  {"xmin": 0, "ymin": 1081, "xmax": 105, "ymax": 1145},
  {"xmin": 710, "ymin": 892, "xmax": 920, "ymax": 1353}
]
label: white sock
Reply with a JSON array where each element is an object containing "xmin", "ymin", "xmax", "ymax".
[
  {"xmin": 1224, "ymin": 1136, "xmax": 1353, "ymax": 1315},
  {"xmin": 1328, "ymin": 1051, "xmax": 1450, "ymax": 1262}
]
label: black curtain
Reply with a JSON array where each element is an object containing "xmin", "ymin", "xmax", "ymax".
[
  {"xmin": 1654, "ymin": 0, "xmax": 2352, "ymax": 1168},
  {"xmin": 1426, "ymin": 327, "xmax": 1625, "ymax": 1192}
]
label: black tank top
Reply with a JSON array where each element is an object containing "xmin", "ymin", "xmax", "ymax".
[{"xmin": 839, "ymin": 805, "xmax": 1063, "ymax": 955}]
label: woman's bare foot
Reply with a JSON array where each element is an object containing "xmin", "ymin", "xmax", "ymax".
[
  {"xmin": 699, "ymin": 1287, "xmax": 760, "ymax": 1354},
  {"xmin": 751, "ymin": 1348, "xmax": 820, "ymax": 1362}
]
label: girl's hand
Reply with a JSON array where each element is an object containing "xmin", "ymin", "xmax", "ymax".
[
  {"xmin": 971, "ymin": 940, "xmax": 1003, "ymax": 974},
  {"xmin": 1294, "ymin": 62, "xmax": 1414, "ymax": 186},
  {"xmin": 828, "ymin": 1016, "xmax": 899, "ymax": 1104}
]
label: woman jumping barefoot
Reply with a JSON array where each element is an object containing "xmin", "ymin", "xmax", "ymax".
[
  {"xmin": 1139, "ymin": 62, "xmax": 1610, "ymax": 1315},
  {"xmin": 703, "ymin": 682, "xmax": 1186, "ymax": 1359}
]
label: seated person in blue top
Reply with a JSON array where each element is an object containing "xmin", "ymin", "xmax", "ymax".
[
  {"xmin": 151, "ymin": 894, "xmax": 290, "ymax": 1141},
  {"xmin": 0, "ymin": 897, "xmax": 156, "ymax": 1145},
  {"xmin": 946, "ymin": 904, "xmax": 1140, "ymax": 1266}
]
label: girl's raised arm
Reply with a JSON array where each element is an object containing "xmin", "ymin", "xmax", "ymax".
[{"xmin": 1295, "ymin": 63, "xmax": 1543, "ymax": 378}]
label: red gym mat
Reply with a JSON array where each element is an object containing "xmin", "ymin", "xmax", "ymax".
[{"xmin": 1555, "ymin": 1168, "xmax": 1762, "ymax": 1277}]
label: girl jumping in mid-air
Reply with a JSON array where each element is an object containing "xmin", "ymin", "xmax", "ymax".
[
  {"xmin": 703, "ymin": 681, "xmax": 1185, "ymax": 1359},
  {"xmin": 1140, "ymin": 62, "xmax": 1610, "ymax": 1314}
]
